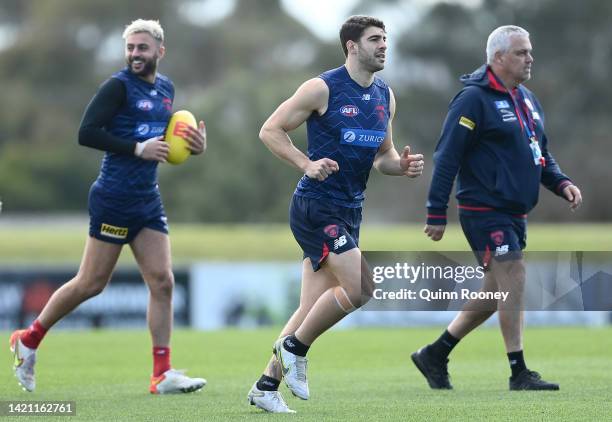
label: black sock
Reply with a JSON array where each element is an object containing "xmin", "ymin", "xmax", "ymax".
[
  {"xmin": 256, "ymin": 374, "xmax": 280, "ymax": 391},
  {"xmin": 507, "ymin": 350, "xmax": 527, "ymax": 378},
  {"xmin": 283, "ymin": 335, "xmax": 309, "ymax": 357},
  {"xmin": 428, "ymin": 330, "xmax": 460, "ymax": 361}
]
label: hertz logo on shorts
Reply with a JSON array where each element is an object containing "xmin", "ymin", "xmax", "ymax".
[{"xmin": 100, "ymin": 223, "xmax": 128, "ymax": 239}]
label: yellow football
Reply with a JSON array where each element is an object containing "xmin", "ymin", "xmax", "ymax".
[{"xmin": 165, "ymin": 110, "xmax": 196, "ymax": 164}]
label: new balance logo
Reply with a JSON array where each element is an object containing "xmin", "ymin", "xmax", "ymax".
[
  {"xmin": 362, "ymin": 94, "xmax": 371, "ymax": 101},
  {"xmin": 495, "ymin": 245, "xmax": 509, "ymax": 256},
  {"xmin": 334, "ymin": 235, "xmax": 347, "ymax": 250}
]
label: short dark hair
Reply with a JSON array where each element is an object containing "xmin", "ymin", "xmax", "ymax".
[{"xmin": 339, "ymin": 15, "xmax": 386, "ymax": 57}]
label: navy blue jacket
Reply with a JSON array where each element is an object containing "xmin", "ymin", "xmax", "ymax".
[{"xmin": 426, "ymin": 65, "xmax": 572, "ymax": 224}]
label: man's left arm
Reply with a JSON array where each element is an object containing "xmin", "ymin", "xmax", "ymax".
[
  {"xmin": 540, "ymin": 132, "xmax": 582, "ymax": 210},
  {"xmin": 373, "ymin": 88, "xmax": 424, "ymax": 177}
]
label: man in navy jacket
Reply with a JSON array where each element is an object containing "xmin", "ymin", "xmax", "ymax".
[{"xmin": 412, "ymin": 25, "xmax": 582, "ymax": 391}]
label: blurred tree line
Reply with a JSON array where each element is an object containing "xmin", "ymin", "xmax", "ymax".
[{"xmin": 0, "ymin": 0, "xmax": 609, "ymax": 223}]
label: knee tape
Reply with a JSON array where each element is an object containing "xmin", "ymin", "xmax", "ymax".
[{"xmin": 333, "ymin": 286, "xmax": 357, "ymax": 313}]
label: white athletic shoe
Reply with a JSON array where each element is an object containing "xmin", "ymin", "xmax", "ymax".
[
  {"xmin": 150, "ymin": 369, "xmax": 206, "ymax": 394},
  {"xmin": 274, "ymin": 337, "xmax": 309, "ymax": 400},
  {"xmin": 10, "ymin": 330, "xmax": 36, "ymax": 392},
  {"xmin": 247, "ymin": 382, "xmax": 296, "ymax": 413}
]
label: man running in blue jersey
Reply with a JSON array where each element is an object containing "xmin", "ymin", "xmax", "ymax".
[
  {"xmin": 247, "ymin": 15, "xmax": 425, "ymax": 413},
  {"xmin": 10, "ymin": 19, "xmax": 207, "ymax": 394},
  {"xmin": 412, "ymin": 25, "xmax": 582, "ymax": 391}
]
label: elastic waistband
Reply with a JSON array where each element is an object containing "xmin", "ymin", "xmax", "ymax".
[{"xmin": 457, "ymin": 204, "xmax": 527, "ymax": 219}]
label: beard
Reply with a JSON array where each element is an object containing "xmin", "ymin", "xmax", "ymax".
[
  {"xmin": 363, "ymin": 57, "xmax": 384, "ymax": 73},
  {"xmin": 126, "ymin": 55, "xmax": 158, "ymax": 78},
  {"xmin": 359, "ymin": 51, "xmax": 385, "ymax": 73}
]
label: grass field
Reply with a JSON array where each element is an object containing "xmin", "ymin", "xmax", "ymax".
[
  {"xmin": 1, "ymin": 223, "xmax": 611, "ymax": 264},
  {"xmin": 1, "ymin": 223, "xmax": 610, "ymax": 420},
  {"xmin": 1, "ymin": 328, "xmax": 610, "ymax": 421}
]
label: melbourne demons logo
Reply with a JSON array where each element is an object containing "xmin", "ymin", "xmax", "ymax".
[
  {"xmin": 163, "ymin": 98, "xmax": 172, "ymax": 112},
  {"xmin": 375, "ymin": 105, "xmax": 386, "ymax": 121},
  {"xmin": 323, "ymin": 224, "xmax": 339, "ymax": 238},
  {"xmin": 490, "ymin": 230, "xmax": 505, "ymax": 246},
  {"xmin": 340, "ymin": 105, "xmax": 359, "ymax": 117}
]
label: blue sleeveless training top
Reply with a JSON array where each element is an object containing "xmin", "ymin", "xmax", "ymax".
[{"xmin": 295, "ymin": 66, "xmax": 390, "ymax": 208}]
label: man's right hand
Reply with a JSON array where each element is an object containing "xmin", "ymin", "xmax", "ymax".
[
  {"xmin": 304, "ymin": 158, "xmax": 339, "ymax": 181},
  {"xmin": 134, "ymin": 136, "xmax": 169, "ymax": 162},
  {"xmin": 424, "ymin": 224, "xmax": 446, "ymax": 241}
]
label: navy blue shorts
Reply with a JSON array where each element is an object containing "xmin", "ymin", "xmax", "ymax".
[
  {"xmin": 290, "ymin": 195, "xmax": 361, "ymax": 272},
  {"xmin": 88, "ymin": 183, "xmax": 168, "ymax": 245},
  {"xmin": 459, "ymin": 210, "xmax": 526, "ymax": 269}
]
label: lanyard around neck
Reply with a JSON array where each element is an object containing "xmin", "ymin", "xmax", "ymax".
[
  {"xmin": 508, "ymin": 87, "xmax": 536, "ymax": 142},
  {"xmin": 508, "ymin": 86, "xmax": 546, "ymax": 167}
]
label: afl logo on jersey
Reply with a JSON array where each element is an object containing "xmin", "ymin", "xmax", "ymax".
[
  {"xmin": 343, "ymin": 131, "xmax": 356, "ymax": 143},
  {"xmin": 375, "ymin": 105, "xmax": 386, "ymax": 121},
  {"xmin": 340, "ymin": 105, "xmax": 359, "ymax": 117},
  {"xmin": 137, "ymin": 99, "xmax": 154, "ymax": 111}
]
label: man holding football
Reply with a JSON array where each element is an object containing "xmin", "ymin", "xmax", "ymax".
[{"xmin": 10, "ymin": 19, "xmax": 207, "ymax": 394}]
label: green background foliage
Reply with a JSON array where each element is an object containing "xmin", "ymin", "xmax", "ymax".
[{"xmin": 0, "ymin": 0, "xmax": 609, "ymax": 222}]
